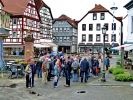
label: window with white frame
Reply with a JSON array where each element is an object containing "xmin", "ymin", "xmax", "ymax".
[
  {"xmin": 37, "ymin": 34, "xmax": 38, "ymax": 39},
  {"xmin": 56, "ymin": 37, "xmax": 58, "ymax": 41},
  {"xmin": 13, "ymin": 18, "xmax": 17, "ymax": 25},
  {"xmin": 67, "ymin": 37, "xmax": 70, "ymax": 41},
  {"xmin": 27, "ymin": 19, "xmax": 29, "ymax": 26},
  {"xmin": 13, "ymin": 32, "xmax": 17, "ymax": 38},
  {"xmin": 132, "ymin": 16, "xmax": 133, "ymax": 33},
  {"xmin": 56, "ymin": 28, "xmax": 58, "ymax": 32},
  {"xmin": 62, "ymin": 21, "xmax": 64, "ymax": 24},
  {"xmin": 60, "ymin": 37, "xmax": 62, "ymax": 41},
  {"xmin": 31, "ymin": 9, "xmax": 34, "ymax": 14},
  {"xmin": 64, "ymin": 37, "xmax": 66, "ymax": 41},
  {"xmin": 53, "ymin": 28, "xmax": 55, "ymax": 32},
  {"xmin": 53, "ymin": 37, "xmax": 55, "ymax": 40},
  {"xmin": 64, "ymin": 28, "xmax": 66, "ymax": 32},
  {"xmin": 60, "ymin": 28, "xmax": 62, "ymax": 32},
  {"xmin": 32, "ymin": 21, "xmax": 34, "ymax": 27},
  {"xmin": 67, "ymin": 28, "xmax": 70, "ymax": 32},
  {"xmin": 36, "ymin": 22, "xmax": 39, "ymax": 28},
  {"xmin": 32, "ymin": 33, "xmax": 34, "ymax": 38},
  {"xmin": 40, "ymin": 28, "xmax": 42, "ymax": 33},
  {"xmin": 59, "ymin": 21, "xmax": 61, "ymax": 24}
]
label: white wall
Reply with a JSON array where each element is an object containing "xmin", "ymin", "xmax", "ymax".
[
  {"xmin": 127, "ymin": 8, "xmax": 133, "ymax": 42},
  {"xmin": 78, "ymin": 12, "xmax": 121, "ymax": 45},
  {"xmin": 122, "ymin": 15, "xmax": 128, "ymax": 44}
]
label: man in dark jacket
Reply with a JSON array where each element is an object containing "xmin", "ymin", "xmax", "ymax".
[
  {"xmin": 29, "ymin": 59, "xmax": 36, "ymax": 87},
  {"xmin": 105, "ymin": 55, "xmax": 109, "ymax": 70},
  {"xmin": 90, "ymin": 55, "xmax": 94, "ymax": 68},
  {"xmin": 80, "ymin": 58, "xmax": 89, "ymax": 83},
  {"xmin": 64, "ymin": 58, "xmax": 71, "ymax": 87},
  {"xmin": 48, "ymin": 59, "xmax": 54, "ymax": 81},
  {"xmin": 36, "ymin": 58, "xmax": 43, "ymax": 78},
  {"xmin": 54, "ymin": 57, "xmax": 58, "ymax": 65},
  {"xmin": 60, "ymin": 56, "xmax": 65, "ymax": 76}
]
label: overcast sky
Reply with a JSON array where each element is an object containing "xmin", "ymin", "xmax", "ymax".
[{"xmin": 43, "ymin": 0, "xmax": 130, "ymax": 20}]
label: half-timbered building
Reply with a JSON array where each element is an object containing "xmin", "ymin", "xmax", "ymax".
[{"xmin": 2, "ymin": 0, "xmax": 41, "ymax": 55}]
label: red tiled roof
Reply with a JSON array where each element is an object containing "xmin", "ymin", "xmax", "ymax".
[
  {"xmin": 2, "ymin": 0, "xmax": 29, "ymax": 15},
  {"xmin": 0, "ymin": 0, "xmax": 4, "ymax": 7},
  {"xmin": 0, "ymin": 34, "xmax": 9, "ymax": 37},
  {"xmin": 79, "ymin": 4, "xmax": 122, "ymax": 22},
  {"xmin": 35, "ymin": 0, "xmax": 49, "ymax": 10},
  {"xmin": 56, "ymin": 14, "xmax": 77, "ymax": 28},
  {"xmin": 89, "ymin": 4, "xmax": 109, "ymax": 13}
]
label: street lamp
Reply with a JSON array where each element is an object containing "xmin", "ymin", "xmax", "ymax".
[{"xmin": 101, "ymin": 26, "xmax": 106, "ymax": 82}]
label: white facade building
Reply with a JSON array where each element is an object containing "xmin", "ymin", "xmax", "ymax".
[
  {"xmin": 122, "ymin": 14, "xmax": 128, "ymax": 44},
  {"xmin": 78, "ymin": 4, "xmax": 123, "ymax": 54},
  {"xmin": 124, "ymin": 1, "xmax": 133, "ymax": 44}
]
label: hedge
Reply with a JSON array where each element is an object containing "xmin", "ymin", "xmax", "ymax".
[
  {"xmin": 115, "ymin": 74, "xmax": 133, "ymax": 81},
  {"xmin": 113, "ymin": 68, "xmax": 124, "ymax": 75},
  {"xmin": 108, "ymin": 68, "xmax": 115, "ymax": 73}
]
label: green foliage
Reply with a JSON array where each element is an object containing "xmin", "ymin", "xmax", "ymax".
[
  {"xmin": 117, "ymin": 58, "xmax": 121, "ymax": 62},
  {"xmin": 115, "ymin": 74, "xmax": 133, "ymax": 81},
  {"xmin": 108, "ymin": 68, "xmax": 115, "ymax": 73},
  {"xmin": 116, "ymin": 65, "xmax": 121, "ymax": 68},
  {"xmin": 113, "ymin": 68, "xmax": 124, "ymax": 75}
]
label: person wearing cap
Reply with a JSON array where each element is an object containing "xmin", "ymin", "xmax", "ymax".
[{"xmin": 42, "ymin": 58, "xmax": 50, "ymax": 84}]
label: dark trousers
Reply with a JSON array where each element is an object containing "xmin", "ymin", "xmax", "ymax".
[
  {"xmin": 65, "ymin": 70, "xmax": 70, "ymax": 85},
  {"xmin": 29, "ymin": 74, "xmax": 34, "ymax": 87},
  {"xmin": 26, "ymin": 74, "xmax": 29, "ymax": 88},
  {"xmin": 106, "ymin": 65, "xmax": 108, "ymax": 70},
  {"xmin": 37, "ymin": 67, "xmax": 42, "ymax": 78},
  {"xmin": 81, "ymin": 71, "xmax": 88, "ymax": 82},
  {"xmin": 47, "ymin": 71, "xmax": 51, "ymax": 81}
]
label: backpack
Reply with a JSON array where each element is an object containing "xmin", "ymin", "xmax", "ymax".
[{"xmin": 73, "ymin": 62, "xmax": 78, "ymax": 72}]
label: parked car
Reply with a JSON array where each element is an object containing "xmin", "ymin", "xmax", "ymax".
[{"xmin": 50, "ymin": 51, "xmax": 64, "ymax": 58}]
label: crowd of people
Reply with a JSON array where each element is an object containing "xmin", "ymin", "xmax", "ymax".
[{"xmin": 25, "ymin": 53, "xmax": 110, "ymax": 89}]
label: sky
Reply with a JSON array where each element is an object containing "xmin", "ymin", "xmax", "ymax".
[{"xmin": 43, "ymin": 0, "xmax": 130, "ymax": 20}]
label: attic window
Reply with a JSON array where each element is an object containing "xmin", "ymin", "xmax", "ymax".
[
  {"xmin": 93, "ymin": 13, "xmax": 97, "ymax": 20},
  {"xmin": 101, "ymin": 13, "xmax": 105, "ymax": 20}
]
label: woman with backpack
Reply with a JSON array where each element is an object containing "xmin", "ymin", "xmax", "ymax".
[
  {"xmin": 93, "ymin": 58, "xmax": 98, "ymax": 78},
  {"xmin": 71, "ymin": 58, "xmax": 80, "ymax": 82}
]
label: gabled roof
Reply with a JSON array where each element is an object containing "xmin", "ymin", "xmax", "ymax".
[
  {"xmin": 54, "ymin": 14, "xmax": 77, "ymax": 28},
  {"xmin": 79, "ymin": 4, "xmax": 122, "ymax": 23},
  {"xmin": 35, "ymin": 0, "xmax": 53, "ymax": 20},
  {"xmin": 0, "ymin": 0, "xmax": 4, "ymax": 7},
  {"xmin": 89, "ymin": 4, "xmax": 109, "ymax": 13},
  {"xmin": 2, "ymin": 0, "xmax": 29, "ymax": 15},
  {"xmin": 35, "ymin": 0, "xmax": 49, "ymax": 10}
]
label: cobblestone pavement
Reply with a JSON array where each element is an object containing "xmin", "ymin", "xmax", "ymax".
[{"xmin": 0, "ymin": 73, "xmax": 133, "ymax": 100}]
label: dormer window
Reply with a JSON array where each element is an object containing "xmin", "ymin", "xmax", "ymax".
[
  {"xmin": 93, "ymin": 13, "xmax": 97, "ymax": 20},
  {"xmin": 101, "ymin": 13, "xmax": 105, "ymax": 20}
]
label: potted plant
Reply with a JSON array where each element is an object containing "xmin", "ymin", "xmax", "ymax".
[
  {"xmin": 21, "ymin": 61, "xmax": 27, "ymax": 66},
  {"xmin": 14, "ymin": 59, "xmax": 20, "ymax": 64}
]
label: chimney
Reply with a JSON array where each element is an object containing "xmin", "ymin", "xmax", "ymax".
[{"xmin": 95, "ymin": 4, "xmax": 97, "ymax": 7}]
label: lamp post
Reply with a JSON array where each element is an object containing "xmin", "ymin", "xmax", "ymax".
[
  {"xmin": 101, "ymin": 26, "xmax": 107, "ymax": 82},
  {"xmin": 110, "ymin": 5, "xmax": 118, "ymax": 56}
]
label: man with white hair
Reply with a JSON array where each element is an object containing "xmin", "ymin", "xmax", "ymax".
[
  {"xmin": 42, "ymin": 58, "xmax": 50, "ymax": 84},
  {"xmin": 71, "ymin": 58, "xmax": 80, "ymax": 82},
  {"xmin": 29, "ymin": 59, "xmax": 36, "ymax": 87}
]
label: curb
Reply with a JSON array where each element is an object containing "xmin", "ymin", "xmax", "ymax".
[{"xmin": 85, "ymin": 84, "xmax": 130, "ymax": 86}]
